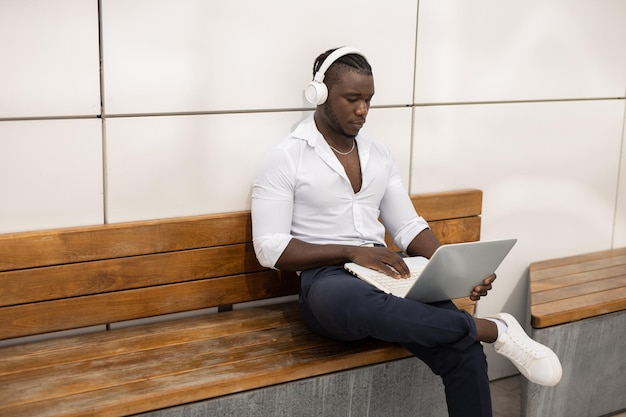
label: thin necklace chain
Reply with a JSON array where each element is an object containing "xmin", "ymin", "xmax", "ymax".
[{"xmin": 328, "ymin": 139, "xmax": 356, "ymax": 156}]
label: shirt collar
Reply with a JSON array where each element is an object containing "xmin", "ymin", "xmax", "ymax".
[
  {"xmin": 291, "ymin": 113, "xmax": 374, "ymax": 189},
  {"xmin": 291, "ymin": 114, "xmax": 321, "ymax": 147}
]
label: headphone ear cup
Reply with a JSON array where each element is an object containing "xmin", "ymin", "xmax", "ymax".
[{"xmin": 305, "ymin": 81, "xmax": 328, "ymax": 105}]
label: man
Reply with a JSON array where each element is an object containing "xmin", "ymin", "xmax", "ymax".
[{"xmin": 251, "ymin": 47, "xmax": 561, "ymax": 417}]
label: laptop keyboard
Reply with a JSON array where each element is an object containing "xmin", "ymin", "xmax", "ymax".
[{"xmin": 361, "ymin": 265, "xmax": 426, "ymax": 295}]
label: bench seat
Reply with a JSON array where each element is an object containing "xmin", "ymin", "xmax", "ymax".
[
  {"xmin": 1, "ymin": 303, "xmax": 417, "ymax": 416},
  {"xmin": 529, "ymin": 247, "xmax": 626, "ymax": 328},
  {"xmin": 0, "ymin": 189, "xmax": 482, "ymax": 417}
]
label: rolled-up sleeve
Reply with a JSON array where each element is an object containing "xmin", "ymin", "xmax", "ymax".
[
  {"xmin": 251, "ymin": 147, "xmax": 295, "ymax": 268},
  {"xmin": 378, "ymin": 166, "xmax": 429, "ymax": 252}
]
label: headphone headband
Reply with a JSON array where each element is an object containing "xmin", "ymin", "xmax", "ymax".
[
  {"xmin": 312, "ymin": 46, "xmax": 365, "ymax": 83},
  {"xmin": 305, "ymin": 46, "xmax": 366, "ymax": 105}
]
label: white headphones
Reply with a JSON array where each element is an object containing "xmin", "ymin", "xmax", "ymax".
[{"xmin": 304, "ymin": 46, "xmax": 366, "ymax": 106}]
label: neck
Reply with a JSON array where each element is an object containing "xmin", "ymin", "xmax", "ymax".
[{"xmin": 314, "ymin": 112, "xmax": 355, "ymax": 151}]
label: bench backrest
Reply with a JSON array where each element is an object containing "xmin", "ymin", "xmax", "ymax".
[{"xmin": 0, "ymin": 189, "xmax": 482, "ymax": 341}]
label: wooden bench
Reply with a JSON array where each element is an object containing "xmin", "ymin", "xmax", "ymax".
[
  {"xmin": 0, "ymin": 189, "xmax": 482, "ymax": 417},
  {"xmin": 522, "ymin": 248, "xmax": 626, "ymax": 417}
]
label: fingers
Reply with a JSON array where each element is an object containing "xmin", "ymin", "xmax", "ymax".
[
  {"xmin": 469, "ymin": 290, "xmax": 488, "ymax": 301},
  {"xmin": 380, "ymin": 257, "xmax": 410, "ymax": 278},
  {"xmin": 356, "ymin": 247, "xmax": 410, "ymax": 278},
  {"xmin": 470, "ymin": 289, "xmax": 486, "ymax": 300},
  {"xmin": 470, "ymin": 274, "xmax": 497, "ymax": 300}
]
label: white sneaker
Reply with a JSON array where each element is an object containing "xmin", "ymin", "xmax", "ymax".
[{"xmin": 489, "ymin": 313, "xmax": 562, "ymax": 386}]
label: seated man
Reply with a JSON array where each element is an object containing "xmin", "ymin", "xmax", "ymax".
[{"xmin": 251, "ymin": 46, "xmax": 561, "ymax": 417}]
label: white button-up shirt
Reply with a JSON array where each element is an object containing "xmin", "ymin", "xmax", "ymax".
[{"xmin": 251, "ymin": 114, "xmax": 429, "ymax": 269}]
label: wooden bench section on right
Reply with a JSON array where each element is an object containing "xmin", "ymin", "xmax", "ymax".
[{"xmin": 522, "ymin": 248, "xmax": 626, "ymax": 417}]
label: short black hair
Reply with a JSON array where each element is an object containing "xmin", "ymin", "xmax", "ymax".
[{"xmin": 312, "ymin": 47, "xmax": 372, "ymax": 88}]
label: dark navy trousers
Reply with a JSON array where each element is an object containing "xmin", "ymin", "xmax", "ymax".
[{"xmin": 299, "ymin": 266, "xmax": 492, "ymax": 417}]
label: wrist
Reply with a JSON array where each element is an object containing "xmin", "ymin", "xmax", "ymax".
[{"xmin": 339, "ymin": 244, "xmax": 358, "ymax": 263}]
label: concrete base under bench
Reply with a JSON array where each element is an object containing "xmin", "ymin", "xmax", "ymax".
[{"xmin": 135, "ymin": 357, "xmax": 448, "ymax": 417}]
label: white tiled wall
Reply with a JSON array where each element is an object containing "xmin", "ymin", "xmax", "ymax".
[
  {"xmin": 1, "ymin": 0, "xmax": 625, "ymax": 380},
  {"xmin": 412, "ymin": 101, "xmax": 623, "ymax": 251},
  {"xmin": 100, "ymin": 0, "xmax": 418, "ymax": 115},
  {"xmin": 414, "ymin": 0, "xmax": 626, "ymax": 103},
  {"xmin": 0, "ymin": 0, "xmax": 100, "ymax": 118},
  {"xmin": 105, "ymin": 112, "xmax": 308, "ymax": 222},
  {"xmin": 0, "ymin": 119, "xmax": 104, "ymax": 233}
]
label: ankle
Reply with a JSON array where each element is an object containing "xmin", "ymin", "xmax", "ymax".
[{"xmin": 474, "ymin": 318, "xmax": 498, "ymax": 343}]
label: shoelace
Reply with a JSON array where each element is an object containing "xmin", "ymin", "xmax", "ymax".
[{"xmin": 500, "ymin": 333, "xmax": 543, "ymax": 367}]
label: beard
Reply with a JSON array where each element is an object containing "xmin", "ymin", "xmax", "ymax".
[{"xmin": 323, "ymin": 101, "xmax": 359, "ymax": 139}]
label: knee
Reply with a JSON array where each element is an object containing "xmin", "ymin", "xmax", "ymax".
[{"xmin": 304, "ymin": 278, "xmax": 383, "ymax": 340}]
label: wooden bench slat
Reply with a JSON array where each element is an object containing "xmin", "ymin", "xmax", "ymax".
[
  {"xmin": 429, "ymin": 217, "xmax": 481, "ymax": 244},
  {"xmin": 385, "ymin": 217, "xmax": 481, "ymax": 250},
  {"xmin": 411, "ymin": 189, "xmax": 482, "ymax": 221},
  {"xmin": 531, "ymin": 276, "xmax": 626, "ymax": 305},
  {"xmin": 0, "ymin": 212, "xmax": 253, "ymax": 272},
  {"xmin": 530, "ymin": 286, "xmax": 626, "ymax": 328},
  {"xmin": 0, "ymin": 243, "xmax": 264, "ymax": 307},
  {"xmin": 529, "ymin": 248, "xmax": 626, "ymax": 274},
  {"xmin": 1, "ymin": 324, "xmax": 333, "ymax": 407},
  {"xmin": 0, "ymin": 271, "xmax": 299, "ymax": 340},
  {"xmin": 0, "ymin": 305, "xmax": 299, "ymax": 375},
  {"xmin": 529, "ymin": 253, "xmax": 626, "ymax": 281},
  {"xmin": 530, "ymin": 264, "xmax": 626, "ymax": 293},
  {"xmin": 452, "ymin": 297, "xmax": 477, "ymax": 315}
]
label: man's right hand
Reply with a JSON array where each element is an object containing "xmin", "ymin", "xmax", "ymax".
[{"xmin": 348, "ymin": 246, "xmax": 411, "ymax": 279}]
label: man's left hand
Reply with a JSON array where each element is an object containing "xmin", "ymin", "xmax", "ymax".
[{"xmin": 469, "ymin": 274, "xmax": 497, "ymax": 301}]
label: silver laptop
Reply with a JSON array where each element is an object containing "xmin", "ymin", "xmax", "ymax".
[{"xmin": 344, "ymin": 239, "xmax": 517, "ymax": 303}]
